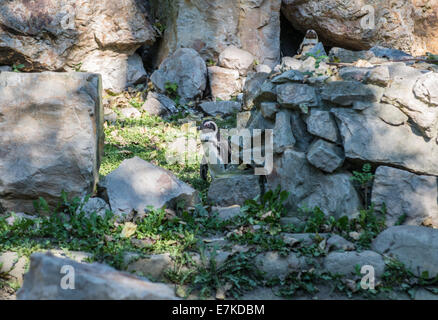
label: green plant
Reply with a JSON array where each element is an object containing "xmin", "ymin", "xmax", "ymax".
[
  {"xmin": 305, "ymin": 50, "xmax": 329, "ymax": 69},
  {"xmin": 351, "ymin": 163, "xmax": 374, "ymax": 208},
  {"xmin": 12, "ymin": 64, "xmax": 25, "ymax": 72}
]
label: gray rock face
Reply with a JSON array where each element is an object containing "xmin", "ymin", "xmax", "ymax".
[
  {"xmin": 78, "ymin": 198, "xmax": 110, "ymax": 219},
  {"xmin": 323, "ymin": 251, "xmax": 385, "ymax": 279},
  {"xmin": 305, "ymin": 109, "xmax": 340, "ymax": 143},
  {"xmin": 339, "ymin": 67, "xmax": 370, "ymax": 82},
  {"xmin": 0, "ymin": 252, "xmax": 28, "ymax": 285},
  {"xmin": 0, "ymin": 0, "xmax": 155, "ymax": 91},
  {"xmin": 151, "ymin": 48, "xmax": 207, "ymax": 104},
  {"xmin": 243, "ymin": 72, "xmax": 270, "ymax": 109},
  {"xmin": 211, "ymin": 205, "xmax": 242, "ymax": 221},
  {"xmin": 125, "ymin": 253, "xmax": 173, "ymax": 282},
  {"xmin": 372, "ymin": 226, "xmax": 438, "ymax": 277},
  {"xmin": 260, "ymin": 102, "xmax": 280, "ymax": 120},
  {"xmin": 17, "ymin": 253, "xmax": 177, "ymax": 300},
  {"xmin": 268, "ymin": 149, "xmax": 360, "ymax": 218},
  {"xmin": 306, "ymin": 139, "xmax": 345, "ymax": 173},
  {"xmin": 200, "ymin": 101, "xmax": 241, "ymax": 117},
  {"xmin": 151, "ymin": 0, "xmax": 281, "ymax": 67},
  {"xmin": 271, "ymin": 70, "xmax": 305, "ymax": 84},
  {"xmin": 101, "ymin": 157, "xmax": 198, "ymax": 217},
  {"xmin": 321, "ymin": 81, "xmax": 380, "ymax": 107},
  {"xmin": 208, "ymin": 175, "xmax": 261, "ymax": 206},
  {"xmin": 0, "ymin": 72, "xmax": 103, "ymax": 213},
  {"xmin": 371, "ymin": 166, "xmax": 438, "ymax": 227},
  {"xmin": 382, "ymin": 64, "xmax": 438, "ymax": 138},
  {"xmin": 329, "ymin": 48, "xmax": 376, "ymax": 63},
  {"xmin": 255, "ymin": 251, "xmax": 309, "ymax": 279},
  {"xmin": 326, "ymin": 235, "xmax": 356, "ymax": 252},
  {"xmin": 208, "ymin": 66, "xmax": 241, "ymax": 101},
  {"xmin": 142, "ymin": 91, "xmax": 177, "ymax": 116},
  {"xmin": 376, "ymin": 103, "xmax": 408, "ymax": 126},
  {"xmin": 332, "ymin": 106, "xmax": 438, "ymax": 176},
  {"xmin": 120, "ymin": 107, "xmax": 141, "ymax": 120},
  {"xmin": 277, "ymin": 83, "xmax": 318, "ymax": 109},
  {"xmin": 219, "ymin": 46, "xmax": 255, "ymax": 76},
  {"xmin": 273, "ymin": 111, "xmax": 296, "ymax": 154},
  {"xmin": 366, "ymin": 65, "xmax": 391, "ymax": 87}
]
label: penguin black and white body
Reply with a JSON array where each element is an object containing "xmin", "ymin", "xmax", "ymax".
[
  {"xmin": 297, "ymin": 29, "xmax": 319, "ymax": 57},
  {"xmin": 199, "ymin": 120, "xmax": 230, "ymax": 181}
]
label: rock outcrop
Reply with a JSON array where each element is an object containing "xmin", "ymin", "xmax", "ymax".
[
  {"xmin": 0, "ymin": 72, "xmax": 103, "ymax": 214},
  {"xmin": 0, "ymin": 0, "xmax": 156, "ymax": 92},
  {"xmin": 149, "ymin": 0, "xmax": 281, "ymax": 67},
  {"xmin": 282, "ymin": 0, "xmax": 438, "ymax": 56}
]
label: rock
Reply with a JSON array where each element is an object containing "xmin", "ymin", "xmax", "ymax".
[
  {"xmin": 323, "ymin": 251, "xmax": 385, "ymax": 279},
  {"xmin": 253, "ymin": 81, "xmax": 278, "ymax": 107},
  {"xmin": 332, "ymin": 106, "xmax": 438, "ymax": 176},
  {"xmin": 199, "ymin": 101, "xmax": 241, "ymax": 117},
  {"xmin": 366, "ymin": 65, "xmax": 391, "ymax": 87},
  {"xmin": 280, "ymin": 57, "xmax": 303, "ymax": 71},
  {"xmin": 208, "ymin": 175, "xmax": 261, "ymax": 206},
  {"xmin": 339, "ymin": 67, "xmax": 370, "ymax": 82},
  {"xmin": 306, "ymin": 139, "xmax": 345, "ymax": 173},
  {"xmin": 372, "ymin": 226, "xmax": 438, "ymax": 277},
  {"xmin": 277, "ymin": 83, "xmax": 318, "ymax": 109},
  {"xmin": 273, "ymin": 111, "xmax": 296, "ymax": 154},
  {"xmin": 142, "ymin": 92, "xmax": 177, "ymax": 117},
  {"xmin": 260, "ymin": 102, "xmax": 280, "ymax": 120},
  {"xmin": 17, "ymin": 253, "xmax": 177, "ymax": 300},
  {"xmin": 0, "ymin": 252, "xmax": 28, "ymax": 285},
  {"xmin": 237, "ymin": 111, "xmax": 253, "ymax": 129},
  {"xmin": 219, "ymin": 46, "xmax": 255, "ymax": 76},
  {"xmin": 413, "ymin": 72, "xmax": 438, "ymax": 106},
  {"xmin": 298, "ymin": 56, "xmax": 317, "ymax": 73},
  {"xmin": 211, "ymin": 205, "xmax": 242, "ymax": 221},
  {"xmin": 329, "ymin": 48, "xmax": 376, "ymax": 63},
  {"xmin": 5, "ymin": 212, "xmax": 37, "ymax": 226},
  {"xmin": 371, "ymin": 166, "xmax": 438, "ymax": 227},
  {"xmin": 282, "ymin": 233, "xmax": 330, "ymax": 246},
  {"xmin": 382, "ymin": 64, "xmax": 438, "ymax": 138},
  {"xmin": 82, "ymin": 53, "xmax": 147, "ymax": 93},
  {"xmin": 305, "ymin": 109, "xmax": 341, "ymax": 143},
  {"xmin": 282, "ymin": 0, "xmax": 438, "ymax": 56},
  {"xmin": 151, "ymin": 48, "xmax": 207, "ymax": 104},
  {"xmin": 208, "ymin": 66, "xmax": 241, "ymax": 101},
  {"xmin": 0, "ymin": 66, "xmax": 12, "ymax": 72},
  {"xmin": 306, "ymin": 42, "xmax": 327, "ymax": 58},
  {"xmin": 104, "ymin": 108, "xmax": 118, "ymax": 123},
  {"xmin": 267, "ymin": 149, "xmax": 360, "ymax": 218},
  {"xmin": 271, "ymin": 70, "xmax": 305, "ymax": 84},
  {"xmin": 77, "ymin": 197, "xmax": 110, "ymax": 218},
  {"xmin": 242, "ymin": 72, "xmax": 270, "ymax": 109},
  {"xmin": 255, "ymin": 64, "xmax": 272, "ymax": 74},
  {"xmin": 414, "ymin": 288, "xmax": 438, "ymax": 300},
  {"xmin": 120, "ymin": 107, "xmax": 141, "ymax": 120},
  {"xmin": 255, "ymin": 251, "xmax": 309, "ymax": 279},
  {"xmin": 151, "ymin": 0, "xmax": 281, "ymax": 67},
  {"xmin": 0, "ymin": 72, "xmax": 103, "ymax": 213},
  {"xmin": 0, "ymin": 0, "xmax": 156, "ymax": 91},
  {"xmin": 375, "ymin": 103, "xmax": 409, "ymax": 126},
  {"xmin": 279, "ymin": 217, "xmax": 305, "ymax": 229},
  {"xmin": 370, "ymin": 46, "xmax": 413, "ymax": 60},
  {"xmin": 326, "ymin": 235, "xmax": 356, "ymax": 252},
  {"xmin": 321, "ymin": 81, "xmax": 380, "ymax": 107},
  {"xmin": 49, "ymin": 250, "xmax": 92, "ymax": 264},
  {"xmin": 100, "ymin": 157, "xmax": 198, "ymax": 217},
  {"xmin": 125, "ymin": 253, "xmax": 173, "ymax": 282}
]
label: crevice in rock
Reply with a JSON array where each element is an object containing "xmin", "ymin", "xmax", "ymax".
[{"xmin": 280, "ymin": 11, "xmax": 304, "ymax": 58}]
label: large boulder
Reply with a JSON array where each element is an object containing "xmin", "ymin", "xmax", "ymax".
[
  {"xmin": 0, "ymin": 72, "xmax": 103, "ymax": 214},
  {"xmin": 208, "ymin": 66, "xmax": 242, "ymax": 101},
  {"xmin": 150, "ymin": 0, "xmax": 281, "ymax": 67},
  {"xmin": 372, "ymin": 226, "xmax": 438, "ymax": 277},
  {"xmin": 267, "ymin": 149, "xmax": 360, "ymax": 218},
  {"xmin": 17, "ymin": 253, "xmax": 178, "ymax": 300},
  {"xmin": 100, "ymin": 157, "xmax": 199, "ymax": 217},
  {"xmin": 332, "ymin": 106, "xmax": 438, "ymax": 176},
  {"xmin": 151, "ymin": 48, "xmax": 207, "ymax": 104},
  {"xmin": 218, "ymin": 46, "xmax": 255, "ymax": 76},
  {"xmin": 371, "ymin": 166, "xmax": 438, "ymax": 227},
  {"xmin": 282, "ymin": 0, "xmax": 438, "ymax": 56},
  {"xmin": 323, "ymin": 251, "xmax": 385, "ymax": 279},
  {"xmin": 208, "ymin": 175, "xmax": 261, "ymax": 206},
  {"xmin": 0, "ymin": 0, "xmax": 156, "ymax": 92}
]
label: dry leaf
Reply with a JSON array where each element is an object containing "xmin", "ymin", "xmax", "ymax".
[{"xmin": 121, "ymin": 222, "xmax": 137, "ymax": 238}]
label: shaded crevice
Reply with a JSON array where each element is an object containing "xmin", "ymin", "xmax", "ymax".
[{"xmin": 280, "ymin": 11, "xmax": 304, "ymax": 58}]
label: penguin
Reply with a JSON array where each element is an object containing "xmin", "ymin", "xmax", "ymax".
[
  {"xmin": 296, "ymin": 29, "xmax": 319, "ymax": 57},
  {"xmin": 198, "ymin": 120, "xmax": 230, "ymax": 181}
]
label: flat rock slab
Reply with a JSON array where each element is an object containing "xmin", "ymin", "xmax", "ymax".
[
  {"xmin": 323, "ymin": 251, "xmax": 385, "ymax": 279},
  {"xmin": 199, "ymin": 101, "xmax": 241, "ymax": 117},
  {"xmin": 17, "ymin": 253, "xmax": 178, "ymax": 300},
  {"xmin": 101, "ymin": 157, "xmax": 198, "ymax": 217},
  {"xmin": 0, "ymin": 72, "xmax": 103, "ymax": 213},
  {"xmin": 372, "ymin": 226, "xmax": 438, "ymax": 277}
]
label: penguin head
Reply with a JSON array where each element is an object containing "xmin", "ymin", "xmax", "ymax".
[{"xmin": 199, "ymin": 120, "xmax": 219, "ymax": 143}]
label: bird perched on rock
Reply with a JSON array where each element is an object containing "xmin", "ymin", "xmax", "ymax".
[{"xmin": 296, "ymin": 29, "xmax": 319, "ymax": 57}]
